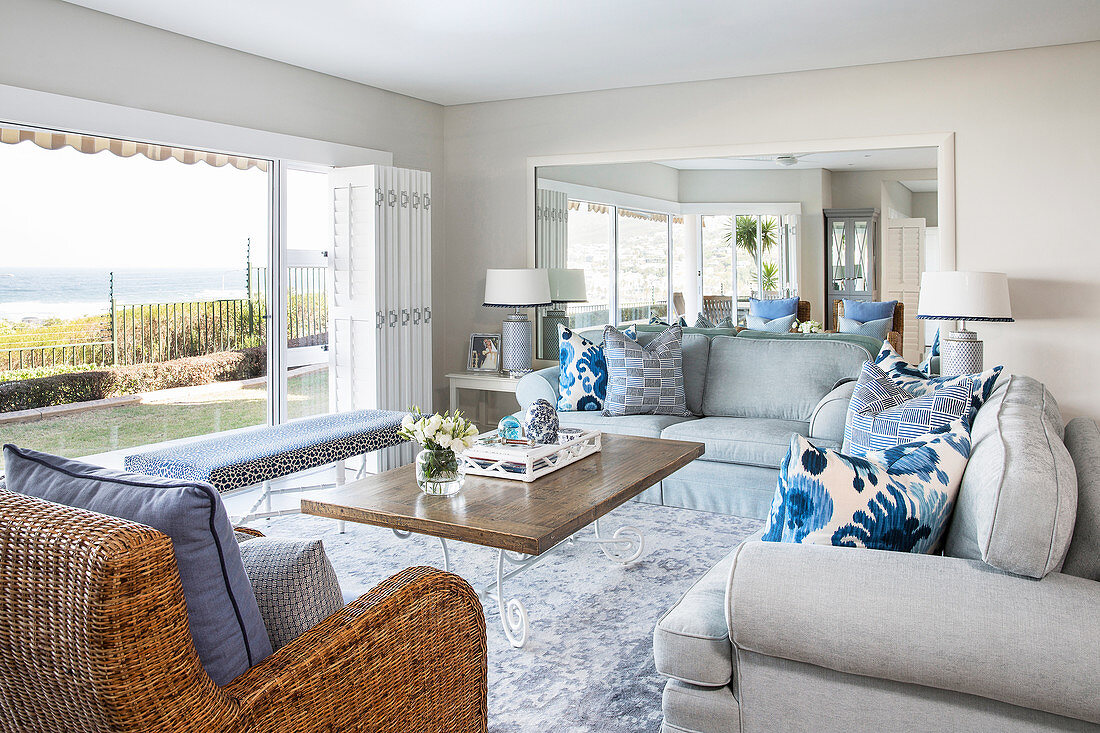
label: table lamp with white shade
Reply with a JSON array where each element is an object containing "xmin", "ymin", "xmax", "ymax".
[
  {"xmin": 541, "ymin": 268, "xmax": 588, "ymax": 358},
  {"xmin": 916, "ymin": 271, "xmax": 1013, "ymax": 376},
  {"xmin": 483, "ymin": 268, "xmax": 552, "ymax": 376}
]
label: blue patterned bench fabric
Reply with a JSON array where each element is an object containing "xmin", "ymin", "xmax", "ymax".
[{"xmin": 124, "ymin": 409, "xmax": 409, "ymax": 493}]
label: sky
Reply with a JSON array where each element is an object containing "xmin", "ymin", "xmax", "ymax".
[{"xmin": 0, "ymin": 140, "xmax": 272, "ymax": 269}]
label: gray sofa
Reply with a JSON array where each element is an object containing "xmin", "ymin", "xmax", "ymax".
[
  {"xmin": 654, "ymin": 374, "xmax": 1100, "ymax": 732},
  {"xmin": 516, "ymin": 331, "xmax": 872, "ymax": 519}
]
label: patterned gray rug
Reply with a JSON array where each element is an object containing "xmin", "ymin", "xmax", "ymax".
[{"xmin": 262, "ymin": 500, "xmax": 762, "ymax": 732}]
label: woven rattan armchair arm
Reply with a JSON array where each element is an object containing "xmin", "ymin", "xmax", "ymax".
[{"xmin": 224, "ymin": 565, "xmax": 487, "ymax": 733}]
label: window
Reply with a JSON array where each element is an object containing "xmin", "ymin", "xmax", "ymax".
[
  {"xmin": 616, "ymin": 208, "xmax": 668, "ymax": 325},
  {"xmin": 544, "ymin": 188, "xmax": 799, "ymax": 336},
  {"xmin": 0, "ymin": 129, "xmax": 270, "ymax": 469}
]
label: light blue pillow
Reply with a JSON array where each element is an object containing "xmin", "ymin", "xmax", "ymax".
[
  {"xmin": 838, "ymin": 315, "xmax": 891, "ymax": 341},
  {"xmin": 749, "ymin": 296, "xmax": 799, "ymax": 319},
  {"xmin": 2, "ymin": 445, "xmax": 272, "ymax": 685},
  {"xmin": 843, "ymin": 362, "xmax": 970, "ymax": 457},
  {"xmin": 746, "ymin": 313, "xmax": 795, "ymax": 332},
  {"xmin": 762, "ymin": 420, "xmax": 972, "ymax": 554},
  {"xmin": 875, "ymin": 342, "xmax": 1002, "ymax": 422},
  {"xmin": 918, "ymin": 327, "xmax": 940, "ymax": 375},
  {"xmin": 843, "ymin": 299, "xmax": 897, "ymax": 322},
  {"xmin": 557, "ymin": 324, "xmax": 634, "ymax": 412}
]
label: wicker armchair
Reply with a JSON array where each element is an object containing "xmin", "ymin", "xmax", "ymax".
[
  {"xmin": 0, "ymin": 490, "xmax": 488, "ymax": 733},
  {"xmin": 832, "ymin": 299, "xmax": 904, "ymax": 353}
]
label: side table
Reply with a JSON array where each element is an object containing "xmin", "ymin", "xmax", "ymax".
[{"xmin": 445, "ymin": 371, "xmax": 523, "ymax": 427}]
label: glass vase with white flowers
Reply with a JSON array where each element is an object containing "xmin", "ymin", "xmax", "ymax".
[{"xmin": 399, "ymin": 407, "xmax": 480, "ymax": 496}]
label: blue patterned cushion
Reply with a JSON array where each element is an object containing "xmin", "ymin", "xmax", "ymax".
[
  {"xmin": 125, "ymin": 409, "xmax": 407, "ymax": 492},
  {"xmin": 918, "ymin": 327, "xmax": 941, "ymax": 375},
  {"xmin": 843, "ymin": 299, "xmax": 897, "ymax": 322},
  {"xmin": 762, "ymin": 420, "xmax": 972, "ymax": 554},
  {"xmin": 844, "ymin": 363, "xmax": 970, "ymax": 457},
  {"xmin": 694, "ymin": 313, "xmax": 715, "ymax": 328},
  {"xmin": 838, "ymin": 315, "xmax": 891, "ymax": 341},
  {"xmin": 557, "ymin": 325, "xmax": 635, "ymax": 412},
  {"xmin": 602, "ymin": 325, "xmax": 691, "ymax": 417},
  {"xmin": 746, "ymin": 313, "xmax": 796, "ymax": 332},
  {"xmin": 875, "ymin": 342, "xmax": 1003, "ymax": 422},
  {"xmin": 749, "ymin": 296, "xmax": 799, "ymax": 319}
]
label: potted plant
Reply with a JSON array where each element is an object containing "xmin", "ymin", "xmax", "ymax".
[{"xmin": 399, "ymin": 407, "xmax": 480, "ymax": 496}]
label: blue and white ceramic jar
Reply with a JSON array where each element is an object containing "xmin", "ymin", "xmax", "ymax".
[{"xmin": 523, "ymin": 399, "xmax": 559, "ymax": 444}]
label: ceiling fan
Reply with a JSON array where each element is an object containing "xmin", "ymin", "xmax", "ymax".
[{"xmin": 736, "ymin": 153, "xmax": 812, "ymax": 167}]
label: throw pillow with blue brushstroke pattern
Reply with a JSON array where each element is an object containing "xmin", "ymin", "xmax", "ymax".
[
  {"xmin": 762, "ymin": 419, "xmax": 971, "ymax": 554},
  {"xmin": 557, "ymin": 324, "xmax": 634, "ymax": 412}
]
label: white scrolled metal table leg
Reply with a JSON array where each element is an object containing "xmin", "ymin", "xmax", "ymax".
[
  {"xmin": 392, "ymin": 529, "xmax": 451, "ymax": 573},
  {"xmin": 438, "ymin": 537, "xmax": 451, "ymax": 573},
  {"xmin": 495, "ymin": 549, "xmax": 529, "ymax": 648},
  {"xmin": 592, "ymin": 518, "xmax": 645, "ymax": 564}
]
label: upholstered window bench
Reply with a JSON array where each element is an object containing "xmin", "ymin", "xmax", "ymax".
[{"xmin": 124, "ymin": 408, "xmax": 408, "ymax": 526}]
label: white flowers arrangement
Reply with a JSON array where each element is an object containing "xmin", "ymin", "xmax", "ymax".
[
  {"xmin": 795, "ymin": 320, "xmax": 823, "ymax": 334},
  {"xmin": 399, "ymin": 407, "xmax": 479, "ymax": 453}
]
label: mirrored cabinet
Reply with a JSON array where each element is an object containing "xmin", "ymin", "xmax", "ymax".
[{"xmin": 825, "ymin": 208, "xmax": 879, "ymax": 326}]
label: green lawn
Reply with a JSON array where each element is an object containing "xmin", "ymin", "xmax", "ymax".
[{"xmin": 0, "ymin": 369, "xmax": 328, "ymax": 471}]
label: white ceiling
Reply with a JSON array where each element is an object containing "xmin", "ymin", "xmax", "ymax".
[
  {"xmin": 63, "ymin": 0, "xmax": 1100, "ymax": 105},
  {"xmin": 900, "ymin": 179, "xmax": 939, "ymax": 193},
  {"xmin": 660, "ymin": 147, "xmax": 938, "ymax": 172}
]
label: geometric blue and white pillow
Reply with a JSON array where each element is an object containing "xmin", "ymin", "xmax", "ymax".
[
  {"xmin": 602, "ymin": 325, "xmax": 691, "ymax": 417},
  {"xmin": 843, "ymin": 361, "xmax": 970, "ymax": 457},
  {"xmin": 745, "ymin": 313, "xmax": 796, "ymax": 332},
  {"xmin": 557, "ymin": 324, "xmax": 635, "ymax": 412},
  {"xmin": 875, "ymin": 341, "xmax": 1002, "ymax": 422},
  {"xmin": 761, "ymin": 419, "xmax": 972, "ymax": 554},
  {"xmin": 838, "ymin": 314, "xmax": 892, "ymax": 342}
]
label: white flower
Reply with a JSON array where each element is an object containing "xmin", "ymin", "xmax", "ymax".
[
  {"xmin": 425, "ymin": 414, "xmax": 443, "ymax": 440},
  {"xmin": 441, "ymin": 417, "xmax": 455, "ymax": 438},
  {"xmin": 401, "ymin": 414, "xmax": 415, "ymax": 431},
  {"xmin": 464, "ymin": 424, "xmax": 479, "ymax": 438},
  {"xmin": 436, "ymin": 434, "xmax": 454, "ymax": 450}
]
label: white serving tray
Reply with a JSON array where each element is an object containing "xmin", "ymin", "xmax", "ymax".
[{"xmin": 459, "ymin": 428, "xmax": 602, "ymax": 482}]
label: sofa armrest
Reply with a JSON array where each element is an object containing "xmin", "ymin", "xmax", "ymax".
[
  {"xmin": 807, "ymin": 381, "xmax": 856, "ymax": 443},
  {"xmin": 516, "ymin": 366, "xmax": 559, "ymax": 411},
  {"xmin": 225, "ymin": 566, "xmax": 487, "ymax": 732},
  {"xmin": 726, "ymin": 541, "xmax": 1100, "ymax": 725}
]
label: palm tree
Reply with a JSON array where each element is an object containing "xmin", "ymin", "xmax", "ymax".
[{"xmin": 721, "ymin": 215, "xmax": 778, "ymax": 271}]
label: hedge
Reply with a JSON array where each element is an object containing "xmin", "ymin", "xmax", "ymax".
[{"xmin": 0, "ymin": 348, "xmax": 266, "ymax": 413}]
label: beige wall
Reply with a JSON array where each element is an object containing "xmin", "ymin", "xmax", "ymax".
[
  {"xmin": 0, "ymin": 0, "xmax": 452, "ymax": 405},
  {"xmin": 444, "ymin": 42, "xmax": 1100, "ymax": 420},
  {"xmin": 538, "ymin": 162, "xmax": 680, "ymax": 201},
  {"xmin": 912, "ymin": 192, "xmax": 939, "ymax": 226}
]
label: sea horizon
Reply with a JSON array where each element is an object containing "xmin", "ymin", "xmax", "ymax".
[{"xmin": 0, "ymin": 266, "xmax": 262, "ymax": 322}]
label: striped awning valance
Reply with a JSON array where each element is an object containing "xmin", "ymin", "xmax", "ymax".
[
  {"xmin": 0, "ymin": 126, "xmax": 269, "ymax": 172},
  {"xmin": 568, "ymin": 200, "xmax": 682, "ymax": 224}
]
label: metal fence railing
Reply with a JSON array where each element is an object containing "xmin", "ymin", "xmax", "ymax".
[
  {"xmin": 0, "ymin": 266, "xmax": 329, "ymax": 373},
  {"xmin": 566, "ymin": 301, "xmax": 667, "ymax": 329}
]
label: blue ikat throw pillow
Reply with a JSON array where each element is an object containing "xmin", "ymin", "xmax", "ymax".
[
  {"xmin": 874, "ymin": 342, "xmax": 1002, "ymax": 422},
  {"xmin": 762, "ymin": 420, "xmax": 972, "ymax": 554},
  {"xmin": 557, "ymin": 324, "xmax": 634, "ymax": 412},
  {"xmin": 842, "ymin": 361, "xmax": 970, "ymax": 457}
]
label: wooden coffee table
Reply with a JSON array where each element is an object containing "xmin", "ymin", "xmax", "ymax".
[{"xmin": 301, "ymin": 433, "xmax": 703, "ymax": 647}]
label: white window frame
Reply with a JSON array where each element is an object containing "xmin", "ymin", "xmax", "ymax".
[{"xmin": 1, "ymin": 83, "xmax": 392, "ymax": 427}]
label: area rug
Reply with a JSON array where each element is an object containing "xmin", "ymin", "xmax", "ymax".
[{"xmin": 261, "ymin": 500, "xmax": 762, "ymax": 732}]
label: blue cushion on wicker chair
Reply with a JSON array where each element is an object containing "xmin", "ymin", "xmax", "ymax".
[
  {"xmin": 3, "ymin": 445, "xmax": 272, "ymax": 686},
  {"xmin": 838, "ymin": 315, "xmax": 892, "ymax": 341}
]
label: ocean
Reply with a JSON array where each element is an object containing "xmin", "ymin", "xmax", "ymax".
[{"xmin": 0, "ymin": 267, "xmax": 256, "ymax": 321}]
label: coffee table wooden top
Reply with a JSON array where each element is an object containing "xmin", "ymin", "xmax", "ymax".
[{"xmin": 301, "ymin": 433, "xmax": 703, "ymax": 555}]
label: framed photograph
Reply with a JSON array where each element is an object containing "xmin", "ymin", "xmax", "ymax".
[{"xmin": 468, "ymin": 333, "xmax": 501, "ymax": 372}]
